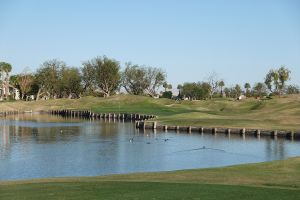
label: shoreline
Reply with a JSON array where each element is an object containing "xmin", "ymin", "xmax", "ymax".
[{"xmin": 0, "ymin": 157, "xmax": 299, "ymax": 192}]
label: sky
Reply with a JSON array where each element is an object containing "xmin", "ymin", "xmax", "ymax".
[{"xmin": 0, "ymin": 0, "xmax": 300, "ymax": 88}]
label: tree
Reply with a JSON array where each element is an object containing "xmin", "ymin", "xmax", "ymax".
[
  {"xmin": 234, "ymin": 84, "xmax": 242, "ymax": 98},
  {"xmin": 286, "ymin": 85, "xmax": 299, "ymax": 95},
  {"xmin": 35, "ymin": 59, "xmax": 66, "ymax": 100},
  {"xmin": 252, "ymin": 82, "xmax": 267, "ymax": 98},
  {"xmin": 122, "ymin": 63, "xmax": 148, "ymax": 95},
  {"xmin": 9, "ymin": 75, "xmax": 20, "ymax": 100},
  {"xmin": 265, "ymin": 69, "xmax": 279, "ymax": 93},
  {"xmin": 0, "ymin": 62, "xmax": 12, "ymax": 99},
  {"xmin": 218, "ymin": 80, "xmax": 225, "ymax": 97},
  {"xmin": 163, "ymin": 82, "xmax": 172, "ymax": 92},
  {"xmin": 264, "ymin": 66, "xmax": 290, "ymax": 95},
  {"xmin": 163, "ymin": 82, "xmax": 168, "ymax": 92},
  {"xmin": 224, "ymin": 87, "xmax": 230, "ymax": 98},
  {"xmin": 144, "ymin": 67, "xmax": 166, "ymax": 97},
  {"xmin": 81, "ymin": 61, "xmax": 96, "ymax": 95},
  {"xmin": 161, "ymin": 91, "xmax": 172, "ymax": 99},
  {"xmin": 60, "ymin": 67, "xmax": 82, "ymax": 98},
  {"xmin": 18, "ymin": 70, "xmax": 34, "ymax": 100},
  {"xmin": 277, "ymin": 66, "xmax": 290, "ymax": 95},
  {"xmin": 207, "ymin": 72, "xmax": 219, "ymax": 99},
  {"xmin": 84, "ymin": 56, "xmax": 121, "ymax": 97},
  {"xmin": 244, "ymin": 83, "xmax": 251, "ymax": 97},
  {"xmin": 181, "ymin": 82, "xmax": 211, "ymax": 100},
  {"xmin": 177, "ymin": 84, "xmax": 183, "ymax": 97},
  {"xmin": 122, "ymin": 63, "xmax": 166, "ymax": 97}
]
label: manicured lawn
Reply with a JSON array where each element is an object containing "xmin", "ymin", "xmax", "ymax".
[
  {"xmin": 1, "ymin": 157, "xmax": 300, "ymax": 200},
  {"xmin": 1, "ymin": 181, "xmax": 299, "ymax": 200},
  {"xmin": 1, "ymin": 94, "xmax": 300, "ymax": 130}
]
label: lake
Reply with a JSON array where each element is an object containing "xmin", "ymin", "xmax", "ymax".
[{"xmin": 1, "ymin": 114, "xmax": 299, "ymax": 180}]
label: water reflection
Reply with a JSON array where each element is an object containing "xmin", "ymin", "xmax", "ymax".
[{"xmin": 0, "ymin": 114, "xmax": 299, "ymax": 180}]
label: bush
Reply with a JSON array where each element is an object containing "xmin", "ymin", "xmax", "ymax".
[{"xmin": 161, "ymin": 91, "xmax": 172, "ymax": 99}]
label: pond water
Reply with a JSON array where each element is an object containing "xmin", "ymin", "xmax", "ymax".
[{"xmin": 0, "ymin": 114, "xmax": 299, "ymax": 180}]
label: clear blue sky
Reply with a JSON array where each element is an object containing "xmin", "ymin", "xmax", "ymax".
[{"xmin": 1, "ymin": 0, "xmax": 300, "ymax": 88}]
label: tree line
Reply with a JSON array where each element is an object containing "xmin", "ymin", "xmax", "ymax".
[
  {"xmin": 2, "ymin": 56, "xmax": 166, "ymax": 100},
  {"xmin": 177, "ymin": 66, "xmax": 299, "ymax": 100},
  {"xmin": 1, "ymin": 57, "xmax": 299, "ymax": 101}
]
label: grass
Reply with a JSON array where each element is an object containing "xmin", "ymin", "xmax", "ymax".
[
  {"xmin": 1, "ymin": 157, "xmax": 300, "ymax": 200},
  {"xmin": 1, "ymin": 95, "xmax": 300, "ymax": 199},
  {"xmin": 1, "ymin": 94, "xmax": 299, "ymax": 131}
]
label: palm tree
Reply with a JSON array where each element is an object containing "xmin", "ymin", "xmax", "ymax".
[
  {"xmin": 0, "ymin": 62, "xmax": 12, "ymax": 99},
  {"xmin": 218, "ymin": 80, "xmax": 225, "ymax": 97},
  {"xmin": 0, "ymin": 62, "xmax": 6, "ymax": 99},
  {"xmin": 244, "ymin": 83, "xmax": 251, "ymax": 97},
  {"xmin": 3, "ymin": 63, "xmax": 12, "ymax": 99},
  {"xmin": 163, "ymin": 82, "xmax": 168, "ymax": 92},
  {"xmin": 177, "ymin": 84, "xmax": 183, "ymax": 97}
]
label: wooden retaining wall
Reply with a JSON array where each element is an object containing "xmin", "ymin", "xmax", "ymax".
[
  {"xmin": 135, "ymin": 121, "xmax": 300, "ymax": 140},
  {"xmin": 48, "ymin": 109, "xmax": 156, "ymax": 121},
  {"xmin": 0, "ymin": 110, "xmax": 20, "ymax": 116}
]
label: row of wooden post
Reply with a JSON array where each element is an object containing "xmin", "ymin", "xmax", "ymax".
[
  {"xmin": 49, "ymin": 110, "xmax": 156, "ymax": 121},
  {"xmin": 0, "ymin": 111, "xmax": 20, "ymax": 116},
  {"xmin": 135, "ymin": 121, "xmax": 299, "ymax": 139}
]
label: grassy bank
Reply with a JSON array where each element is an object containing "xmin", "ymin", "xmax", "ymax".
[
  {"xmin": 1, "ymin": 94, "xmax": 300, "ymax": 131},
  {"xmin": 1, "ymin": 157, "xmax": 300, "ymax": 200}
]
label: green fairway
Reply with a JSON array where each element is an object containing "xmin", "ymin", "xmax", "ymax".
[
  {"xmin": 1, "ymin": 94, "xmax": 300, "ymax": 130},
  {"xmin": 1, "ymin": 181, "xmax": 300, "ymax": 200},
  {"xmin": 1, "ymin": 157, "xmax": 300, "ymax": 200}
]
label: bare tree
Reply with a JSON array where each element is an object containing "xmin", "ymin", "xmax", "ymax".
[
  {"xmin": 145, "ymin": 67, "xmax": 166, "ymax": 97},
  {"xmin": 19, "ymin": 68, "xmax": 34, "ymax": 100},
  {"xmin": 207, "ymin": 72, "xmax": 219, "ymax": 99}
]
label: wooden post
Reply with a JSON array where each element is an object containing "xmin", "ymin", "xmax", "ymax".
[
  {"xmin": 256, "ymin": 129, "xmax": 261, "ymax": 136},
  {"xmin": 153, "ymin": 122, "xmax": 157, "ymax": 129},
  {"xmin": 241, "ymin": 128, "xmax": 246, "ymax": 135},
  {"xmin": 227, "ymin": 128, "xmax": 231, "ymax": 134},
  {"xmin": 290, "ymin": 131, "xmax": 294, "ymax": 140},
  {"xmin": 142, "ymin": 122, "xmax": 146, "ymax": 129},
  {"xmin": 188, "ymin": 126, "xmax": 192, "ymax": 133},
  {"xmin": 135, "ymin": 121, "xmax": 140, "ymax": 129},
  {"xmin": 164, "ymin": 125, "xmax": 168, "ymax": 131},
  {"xmin": 212, "ymin": 128, "xmax": 217, "ymax": 134},
  {"xmin": 199, "ymin": 127, "xmax": 204, "ymax": 134}
]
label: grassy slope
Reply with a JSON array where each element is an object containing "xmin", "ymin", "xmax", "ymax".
[
  {"xmin": 1, "ymin": 157, "xmax": 300, "ymax": 200},
  {"xmin": 1, "ymin": 94, "xmax": 300, "ymax": 130}
]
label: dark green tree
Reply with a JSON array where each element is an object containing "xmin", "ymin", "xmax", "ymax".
[
  {"xmin": 252, "ymin": 82, "xmax": 268, "ymax": 98},
  {"xmin": 81, "ymin": 61, "xmax": 96, "ymax": 95},
  {"xmin": 286, "ymin": 85, "xmax": 299, "ymax": 95},
  {"xmin": 181, "ymin": 82, "xmax": 211, "ymax": 100},
  {"xmin": 234, "ymin": 84, "xmax": 242, "ymax": 98},
  {"xmin": 60, "ymin": 67, "xmax": 82, "ymax": 98},
  {"xmin": 244, "ymin": 83, "xmax": 251, "ymax": 97},
  {"xmin": 218, "ymin": 80, "xmax": 225, "ymax": 97},
  {"xmin": 35, "ymin": 59, "xmax": 66, "ymax": 100}
]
